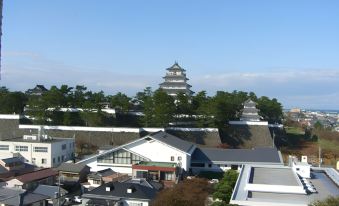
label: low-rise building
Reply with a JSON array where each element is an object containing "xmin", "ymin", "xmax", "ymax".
[
  {"xmin": 57, "ymin": 163, "xmax": 90, "ymax": 184},
  {"xmin": 78, "ymin": 131, "xmax": 283, "ymax": 183},
  {"xmin": 5, "ymin": 168, "xmax": 58, "ymax": 190},
  {"xmin": 0, "ymin": 187, "xmax": 49, "ymax": 206},
  {"xmin": 85, "ymin": 168, "xmax": 128, "ymax": 189},
  {"xmin": 82, "ymin": 178, "xmax": 159, "ymax": 206},
  {"xmin": 0, "ymin": 132, "xmax": 75, "ymax": 168},
  {"xmin": 230, "ymin": 165, "xmax": 339, "ymax": 206}
]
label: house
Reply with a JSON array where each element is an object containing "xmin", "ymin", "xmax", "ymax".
[
  {"xmin": 0, "ymin": 187, "xmax": 49, "ymax": 206},
  {"xmin": 57, "ymin": 163, "xmax": 90, "ymax": 184},
  {"xmin": 0, "ymin": 131, "xmax": 75, "ymax": 168},
  {"xmin": 230, "ymin": 164, "xmax": 339, "ymax": 206},
  {"xmin": 5, "ymin": 168, "xmax": 58, "ymax": 190},
  {"xmin": 85, "ymin": 168, "xmax": 128, "ymax": 189},
  {"xmin": 82, "ymin": 178, "xmax": 159, "ymax": 206},
  {"xmin": 79, "ymin": 131, "xmax": 196, "ymax": 175},
  {"xmin": 0, "ymin": 157, "xmax": 37, "ymax": 182},
  {"xmin": 78, "ymin": 131, "xmax": 283, "ymax": 181},
  {"xmin": 33, "ymin": 185, "xmax": 68, "ymax": 205}
]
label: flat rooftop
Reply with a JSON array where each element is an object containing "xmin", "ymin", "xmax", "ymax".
[
  {"xmin": 251, "ymin": 167, "xmax": 299, "ymax": 186},
  {"xmin": 231, "ymin": 165, "xmax": 339, "ymax": 206}
]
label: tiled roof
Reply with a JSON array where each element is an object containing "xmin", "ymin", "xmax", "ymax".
[
  {"xmin": 57, "ymin": 163, "xmax": 88, "ymax": 173},
  {"xmin": 83, "ymin": 181, "xmax": 158, "ymax": 200},
  {"xmin": 15, "ymin": 168, "xmax": 58, "ymax": 183}
]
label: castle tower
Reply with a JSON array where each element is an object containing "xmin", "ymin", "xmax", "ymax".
[
  {"xmin": 159, "ymin": 62, "xmax": 194, "ymax": 97},
  {"xmin": 240, "ymin": 99, "xmax": 261, "ymax": 121}
]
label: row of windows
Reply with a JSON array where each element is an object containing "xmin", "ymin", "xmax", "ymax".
[
  {"xmin": 98, "ymin": 149, "xmax": 146, "ymax": 165},
  {"xmin": 15, "ymin": 146, "xmax": 28, "ymax": 152},
  {"xmin": 0, "ymin": 145, "xmax": 9, "ymax": 150},
  {"xmin": 33, "ymin": 147, "xmax": 48, "ymax": 153}
]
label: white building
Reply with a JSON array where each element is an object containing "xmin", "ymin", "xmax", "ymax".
[
  {"xmin": 0, "ymin": 133, "xmax": 75, "ymax": 168},
  {"xmin": 78, "ymin": 131, "xmax": 283, "ymax": 179}
]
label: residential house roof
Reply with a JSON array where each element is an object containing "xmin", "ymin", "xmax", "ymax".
[
  {"xmin": 88, "ymin": 168, "xmax": 116, "ymax": 179},
  {"xmin": 14, "ymin": 168, "xmax": 58, "ymax": 183},
  {"xmin": 33, "ymin": 185, "xmax": 68, "ymax": 199},
  {"xmin": 0, "ymin": 187, "xmax": 49, "ymax": 206},
  {"xmin": 83, "ymin": 180, "xmax": 158, "ymax": 201},
  {"xmin": 57, "ymin": 163, "xmax": 89, "ymax": 173},
  {"xmin": 191, "ymin": 147, "xmax": 282, "ymax": 164},
  {"xmin": 0, "ymin": 157, "xmax": 22, "ymax": 165}
]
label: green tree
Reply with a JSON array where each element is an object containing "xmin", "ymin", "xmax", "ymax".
[
  {"xmin": 175, "ymin": 92, "xmax": 192, "ymax": 115},
  {"xmin": 72, "ymin": 85, "xmax": 87, "ymax": 107},
  {"xmin": 212, "ymin": 170, "xmax": 239, "ymax": 204},
  {"xmin": 0, "ymin": 91, "xmax": 27, "ymax": 114},
  {"xmin": 110, "ymin": 92, "xmax": 131, "ymax": 112},
  {"xmin": 138, "ymin": 87, "xmax": 154, "ymax": 127},
  {"xmin": 309, "ymin": 196, "xmax": 339, "ymax": 206},
  {"xmin": 152, "ymin": 89, "xmax": 176, "ymax": 127},
  {"xmin": 257, "ymin": 96, "xmax": 283, "ymax": 123}
]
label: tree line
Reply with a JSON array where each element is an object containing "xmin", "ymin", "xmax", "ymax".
[{"xmin": 0, "ymin": 85, "xmax": 283, "ymax": 127}]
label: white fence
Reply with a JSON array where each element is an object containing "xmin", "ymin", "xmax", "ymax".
[
  {"xmin": 0, "ymin": 114, "xmax": 21, "ymax": 119},
  {"xmin": 18, "ymin": 125, "xmax": 218, "ymax": 133}
]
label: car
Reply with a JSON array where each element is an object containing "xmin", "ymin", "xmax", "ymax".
[{"xmin": 73, "ymin": 196, "xmax": 82, "ymax": 203}]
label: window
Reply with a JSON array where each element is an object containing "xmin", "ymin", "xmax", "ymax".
[
  {"xmin": 178, "ymin": 156, "xmax": 182, "ymax": 161},
  {"xmin": 41, "ymin": 159, "xmax": 47, "ymax": 164},
  {"xmin": 58, "ymin": 156, "xmax": 60, "ymax": 162},
  {"xmin": 129, "ymin": 203, "xmax": 143, "ymax": 206},
  {"xmin": 296, "ymin": 168, "xmax": 300, "ymax": 171},
  {"xmin": 93, "ymin": 179, "xmax": 101, "ymax": 185},
  {"xmin": 164, "ymin": 172, "xmax": 174, "ymax": 181},
  {"xmin": 53, "ymin": 158, "xmax": 55, "ymax": 164},
  {"xmin": 15, "ymin": 145, "xmax": 28, "ymax": 152},
  {"xmin": 33, "ymin": 147, "xmax": 48, "ymax": 153},
  {"xmin": 32, "ymin": 158, "xmax": 36, "ymax": 164},
  {"xmin": 208, "ymin": 164, "xmax": 212, "ymax": 168},
  {"xmin": 0, "ymin": 145, "xmax": 9, "ymax": 150},
  {"xmin": 61, "ymin": 144, "xmax": 66, "ymax": 150},
  {"xmin": 61, "ymin": 155, "xmax": 64, "ymax": 161},
  {"xmin": 170, "ymin": 156, "xmax": 174, "ymax": 161},
  {"xmin": 98, "ymin": 149, "xmax": 147, "ymax": 165}
]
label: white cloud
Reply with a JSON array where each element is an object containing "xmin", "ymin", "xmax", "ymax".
[{"xmin": 1, "ymin": 51, "xmax": 338, "ymax": 109}]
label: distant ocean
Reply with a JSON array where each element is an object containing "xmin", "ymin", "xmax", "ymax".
[{"xmin": 284, "ymin": 109, "xmax": 339, "ymax": 114}]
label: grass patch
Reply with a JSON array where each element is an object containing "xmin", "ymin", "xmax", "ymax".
[{"xmin": 285, "ymin": 126, "xmax": 304, "ymax": 135}]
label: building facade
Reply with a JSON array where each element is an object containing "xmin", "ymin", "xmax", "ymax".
[
  {"xmin": 159, "ymin": 62, "xmax": 194, "ymax": 97},
  {"xmin": 0, "ymin": 134, "xmax": 75, "ymax": 168}
]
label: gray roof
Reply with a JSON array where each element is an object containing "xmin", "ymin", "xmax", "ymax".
[
  {"xmin": 166, "ymin": 62, "xmax": 186, "ymax": 72},
  {"xmin": 83, "ymin": 181, "xmax": 158, "ymax": 201},
  {"xmin": 1, "ymin": 157, "xmax": 22, "ymax": 164},
  {"xmin": 149, "ymin": 131, "xmax": 195, "ymax": 154},
  {"xmin": 33, "ymin": 185, "xmax": 68, "ymax": 198},
  {"xmin": 191, "ymin": 147, "xmax": 282, "ymax": 164},
  {"xmin": 0, "ymin": 188, "xmax": 49, "ymax": 206},
  {"xmin": 57, "ymin": 163, "xmax": 88, "ymax": 173},
  {"xmin": 243, "ymin": 99, "xmax": 257, "ymax": 107},
  {"xmin": 88, "ymin": 168, "xmax": 116, "ymax": 179}
]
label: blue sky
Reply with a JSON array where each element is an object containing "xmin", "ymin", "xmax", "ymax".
[{"xmin": 1, "ymin": 0, "xmax": 339, "ymax": 109}]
